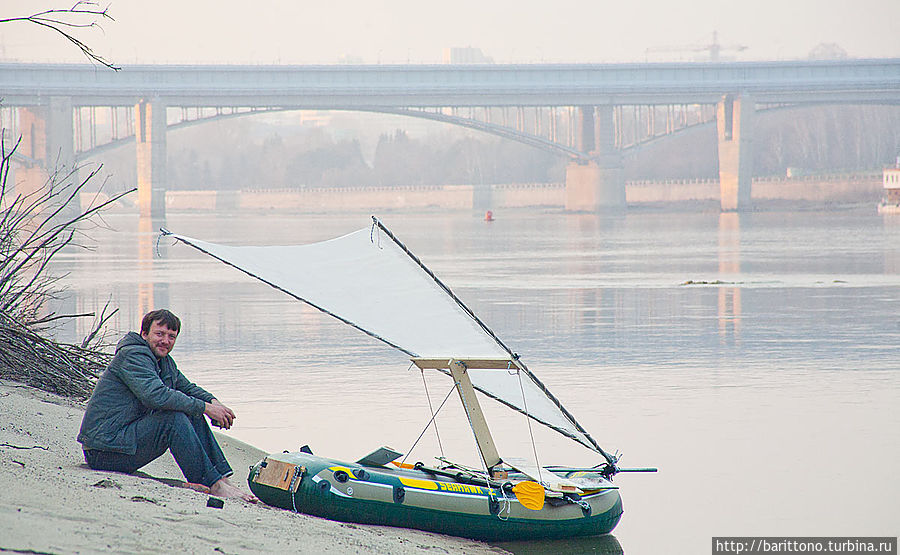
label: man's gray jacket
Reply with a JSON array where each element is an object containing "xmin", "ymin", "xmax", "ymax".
[{"xmin": 77, "ymin": 332, "xmax": 215, "ymax": 454}]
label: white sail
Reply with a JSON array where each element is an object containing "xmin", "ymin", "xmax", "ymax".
[{"xmin": 166, "ymin": 221, "xmax": 606, "ymax": 457}]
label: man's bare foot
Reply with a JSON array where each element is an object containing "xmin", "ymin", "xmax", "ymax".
[
  {"xmin": 181, "ymin": 482, "xmax": 211, "ymax": 494},
  {"xmin": 209, "ymin": 477, "xmax": 258, "ymax": 502}
]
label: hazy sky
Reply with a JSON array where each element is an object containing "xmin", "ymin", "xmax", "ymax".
[{"xmin": 2, "ymin": 0, "xmax": 899, "ymax": 65}]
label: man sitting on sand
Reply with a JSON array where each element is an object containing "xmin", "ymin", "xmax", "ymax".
[{"xmin": 78, "ymin": 309, "xmax": 255, "ymax": 501}]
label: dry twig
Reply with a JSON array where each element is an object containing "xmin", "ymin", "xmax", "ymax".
[{"xmin": 0, "ymin": 2, "xmax": 119, "ymax": 70}]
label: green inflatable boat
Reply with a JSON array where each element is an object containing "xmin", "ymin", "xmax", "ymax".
[{"xmin": 248, "ymin": 450, "xmax": 623, "ymax": 541}]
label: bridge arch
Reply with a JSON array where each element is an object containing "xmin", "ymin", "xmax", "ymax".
[{"xmin": 73, "ymin": 105, "xmax": 595, "ymax": 163}]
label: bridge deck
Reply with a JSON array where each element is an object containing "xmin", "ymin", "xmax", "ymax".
[{"xmin": 2, "ymin": 59, "xmax": 899, "ymax": 107}]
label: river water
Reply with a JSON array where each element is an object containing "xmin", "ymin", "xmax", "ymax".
[{"xmin": 49, "ymin": 207, "xmax": 899, "ymax": 554}]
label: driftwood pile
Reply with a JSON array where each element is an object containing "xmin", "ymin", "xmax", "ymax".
[{"xmin": 0, "ymin": 312, "xmax": 109, "ymax": 398}]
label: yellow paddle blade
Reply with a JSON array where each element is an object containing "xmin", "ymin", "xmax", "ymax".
[{"xmin": 512, "ymin": 480, "xmax": 545, "ymax": 511}]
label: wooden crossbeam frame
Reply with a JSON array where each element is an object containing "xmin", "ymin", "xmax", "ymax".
[
  {"xmin": 412, "ymin": 358, "xmax": 508, "ymax": 470},
  {"xmin": 411, "ymin": 358, "xmax": 517, "ymax": 370}
]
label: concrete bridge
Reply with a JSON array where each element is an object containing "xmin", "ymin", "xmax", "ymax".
[{"xmin": 2, "ymin": 59, "xmax": 898, "ymax": 215}]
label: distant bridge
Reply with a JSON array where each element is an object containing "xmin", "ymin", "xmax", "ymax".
[
  {"xmin": 2, "ymin": 59, "xmax": 898, "ymax": 214},
  {"xmin": 3, "ymin": 59, "xmax": 899, "ymax": 106}
]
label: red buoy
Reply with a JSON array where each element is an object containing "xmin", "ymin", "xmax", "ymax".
[{"xmin": 484, "ymin": 210, "xmax": 494, "ymax": 222}]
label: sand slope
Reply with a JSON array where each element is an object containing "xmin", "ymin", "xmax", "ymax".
[{"xmin": 0, "ymin": 381, "xmax": 505, "ymax": 554}]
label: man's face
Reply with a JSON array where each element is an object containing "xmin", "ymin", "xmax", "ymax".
[{"xmin": 141, "ymin": 321, "xmax": 178, "ymax": 359}]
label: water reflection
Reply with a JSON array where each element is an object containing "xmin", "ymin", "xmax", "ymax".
[
  {"xmin": 494, "ymin": 533, "xmax": 623, "ymax": 555},
  {"xmin": 717, "ymin": 212, "xmax": 741, "ymax": 342},
  {"xmin": 882, "ymin": 214, "xmax": 900, "ymax": 274},
  {"xmin": 137, "ymin": 216, "xmax": 168, "ymax": 314}
]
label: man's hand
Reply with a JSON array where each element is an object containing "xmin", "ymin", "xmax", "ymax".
[{"xmin": 204, "ymin": 399, "xmax": 236, "ymax": 430}]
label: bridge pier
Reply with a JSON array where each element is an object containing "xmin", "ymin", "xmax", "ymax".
[
  {"xmin": 564, "ymin": 160, "xmax": 625, "ymax": 211},
  {"xmin": 575, "ymin": 106, "xmax": 595, "ymax": 153},
  {"xmin": 16, "ymin": 97, "xmax": 75, "ymax": 198},
  {"xmin": 717, "ymin": 94, "xmax": 754, "ymax": 212},
  {"xmin": 135, "ymin": 99, "xmax": 167, "ymax": 219},
  {"xmin": 565, "ymin": 105, "xmax": 625, "ymax": 211}
]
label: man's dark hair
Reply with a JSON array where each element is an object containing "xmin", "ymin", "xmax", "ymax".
[{"xmin": 141, "ymin": 309, "xmax": 181, "ymax": 335}]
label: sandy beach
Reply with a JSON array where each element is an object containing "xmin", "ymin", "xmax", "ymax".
[{"xmin": 0, "ymin": 381, "xmax": 505, "ymax": 554}]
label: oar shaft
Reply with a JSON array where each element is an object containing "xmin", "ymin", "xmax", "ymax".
[
  {"xmin": 545, "ymin": 466, "xmax": 658, "ymax": 473},
  {"xmin": 414, "ymin": 464, "xmax": 505, "ymax": 489}
]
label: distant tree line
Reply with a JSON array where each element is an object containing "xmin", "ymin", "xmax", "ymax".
[
  {"xmin": 755, "ymin": 105, "xmax": 900, "ymax": 175},
  {"xmin": 97, "ymin": 105, "xmax": 900, "ymax": 192},
  {"xmin": 626, "ymin": 105, "xmax": 900, "ymax": 180},
  {"xmin": 165, "ymin": 123, "xmax": 565, "ymax": 191}
]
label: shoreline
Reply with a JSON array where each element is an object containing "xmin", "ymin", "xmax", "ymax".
[
  {"xmin": 0, "ymin": 381, "xmax": 505, "ymax": 554},
  {"xmin": 83, "ymin": 173, "xmax": 883, "ymax": 215}
]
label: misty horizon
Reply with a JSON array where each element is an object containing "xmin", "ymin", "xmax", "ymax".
[{"xmin": 2, "ymin": 0, "xmax": 898, "ymax": 66}]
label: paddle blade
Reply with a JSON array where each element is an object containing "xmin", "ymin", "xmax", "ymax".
[{"xmin": 512, "ymin": 481, "xmax": 545, "ymax": 511}]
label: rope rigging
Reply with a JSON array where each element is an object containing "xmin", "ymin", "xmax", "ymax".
[
  {"xmin": 419, "ymin": 367, "xmax": 445, "ymax": 459},
  {"xmin": 515, "ymin": 362, "xmax": 544, "ymax": 485},
  {"xmin": 400, "ymin": 380, "xmax": 457, "ymax": 467}
]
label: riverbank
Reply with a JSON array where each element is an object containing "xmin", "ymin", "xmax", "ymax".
[
  {"xmin": 0, "ymin": 381, "xmax": 504, "ymax": 554},
  {"xmin": 82, "ymin": 174, "xmax": 883, "ymax": 214}
]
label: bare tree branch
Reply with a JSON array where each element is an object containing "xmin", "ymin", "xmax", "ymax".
[
  {"xmin": 0, "ymin": 137, "xmax": 133, "ymax": 398},
  {"xmin": 81, "ymin": 299, "xmax": 118, "ymax": 349},
  {"xmin": 0, "ymin": 2, "xmax": 119, "ymax": 71},
  {"xmin": 26, "ymin": 312, "xmax": 95, "ymax": 327}
]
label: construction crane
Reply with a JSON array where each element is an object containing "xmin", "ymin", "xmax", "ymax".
[{"xmin": 645, "ymin": 31, "xmax": 748, "ymax": 62}]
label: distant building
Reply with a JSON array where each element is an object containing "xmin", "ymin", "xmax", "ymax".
[
  {"xmin": 297, "ymin": 110, "xmax": 332, "ymax": 127},
  {"xmin": 442, "ymin": 47, "xmax": 493, "ymax": 64},
  {"xmin": 808, "ymin": 43, "xmax": 848, "ymax": 60},
  {"xmin": 878, "ymin": 157, "xmax": 900, "ymax": 214},
  {"xmin": 337, "ymin": 54, "xmax": 365, "ymax": 64}
]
